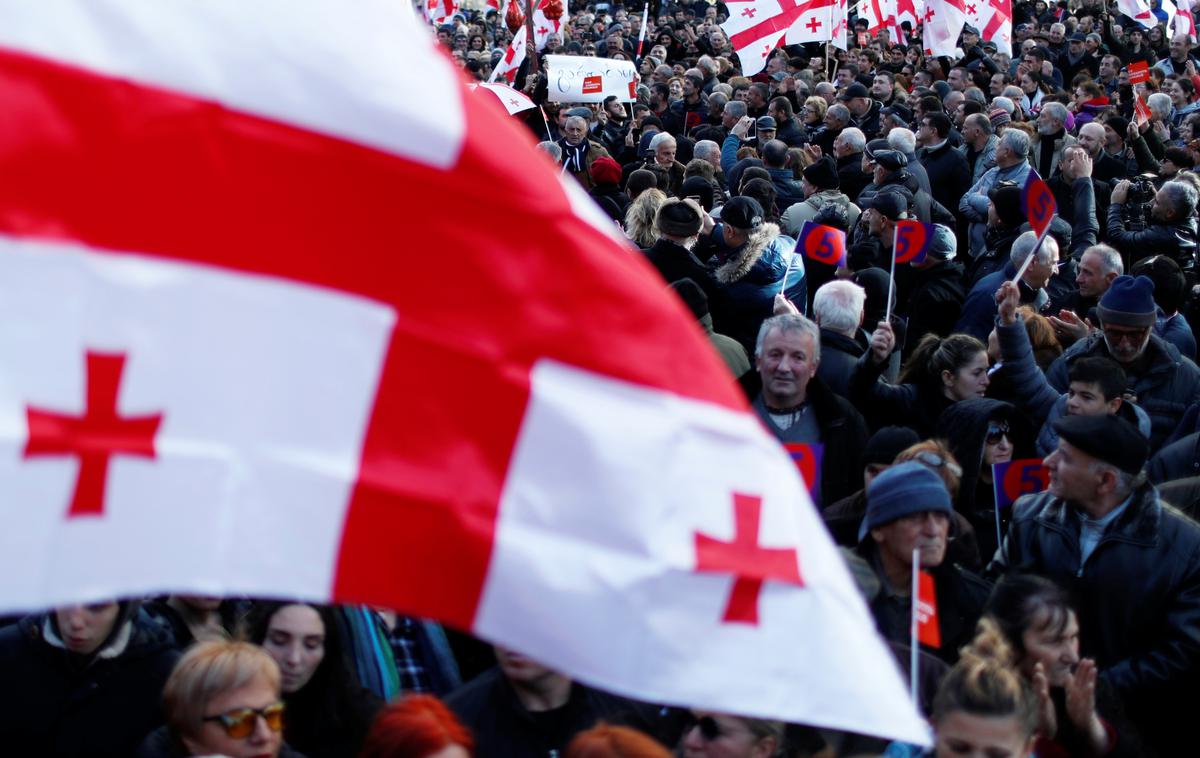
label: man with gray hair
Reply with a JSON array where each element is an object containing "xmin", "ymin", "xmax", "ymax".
[
  {"xmin": 752, "ymin": 313, "xmax": 868, "ymax": 505},
  {"xmin": 557, "ymin": 114, "xmax": 611, "ymax": 189},
  {"xmin": 1108, "ymin": 178, "xmax": 1200, "ymax": 276},
  {"xmin": 886, "ymin": 127, "xmax": 931, "ymax": 197},
  {"xmin": 644, "ymin": 131, "xmax": 686, "ymax": 195},
  {"xmin": 692, "ymin": 139, "xmax": 726, "ymax": 191},
  {"xmin": 1049, "ymin": 243, "xmax": 1124, "ymax": 344},
  {"xmin": 954, "ymin": 230, "xmax": 1060, "ymax": 341},
  {"xmin": 962, "ymin": 113, "xmax": 998, "ymax": 185},
  {"xmin": 961, "ymin": 128, "xmax": 1032, "ymax": 257},
  {"xmin": 833, "ymin": 127, "xmax": 871, "ymax": 201},
  {"xmin": 812, "ymin": 280, "xmax": 868, "ymax": 397},
  {"xmin": 813, "ymin": 102, "xmax": 850, "ymax": 155},
  {"xmin": 1031, "ymin": 101, "xmax": 1076, "ymax": 178}
]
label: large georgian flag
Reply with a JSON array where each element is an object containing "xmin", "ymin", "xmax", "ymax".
[
  {"xmin": 923, "ymin": 0, "xmax": 969, "ymax": 57},
  {"xmin": 0, "ymin": 0, "xmax": 927, "ymax": 744},
  {"xmin": 964, "ymin": 0, "xmax": 1013, "ymax": 56},
  {"xmin": 721, "ymin": 0, "xmax": 843, "ymax": 76}
]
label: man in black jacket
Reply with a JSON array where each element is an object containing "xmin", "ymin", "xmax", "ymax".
[
  {"xmin": 916, "ymin": 112, "xmax": 970, "ymax": 222},
  {"xmin": 812, "ymin": 279, "xmax": 868, "ymax": 398},
  {"xmin": 989, "ymin": 414, "xmax": 1200, "ymax": 756},
  {"xmin": 1107, "ymin": 178, "xmax": 1200, "ymax": 277}
]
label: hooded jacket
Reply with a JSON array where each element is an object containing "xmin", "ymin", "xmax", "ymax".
[
  {"xmin": 711, "ymin": 222, "xmax": 806, "ymax": 349},
  {"xmin": 0, "ymin": 605, "xmax": 180, "ymax": 757},
  {"xmin": 960, "ymin": 161, "xmax": 1033, "ymax": 258},
  {"xmin": 779, "ymin": 190, "xmax": 861, "ymax": 238},
  {"xmin": 936, "ymin": 398, "xmax": 1037, "ymax": 562},
  {"xmin": 988, "ymin": 482, "xmax": 1200, "ymax": 756}
]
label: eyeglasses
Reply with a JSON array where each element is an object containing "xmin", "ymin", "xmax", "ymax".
[
  {"xmin": 684, "ymin": 714, "xmax": 725, "ymax": 741},
  {"xmin": 910, "ymin": 451, "xmax": 964, "ymax": 478},
  {"xmin": 1103, "ymin": 326, "xmax": 1149, "ymax": 345},
  {"xmin": 986, "ymin": 423, "xmax": 1011, "ymax": 444},
  {"xmin": 203, "ymin": 702, "xmax": 285, "ymax": 739}
]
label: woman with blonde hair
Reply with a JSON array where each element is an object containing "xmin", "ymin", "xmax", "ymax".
[
  {"xmin": 924, "ymin": 620, "xmax": 1040, "ymax": 758},
  {"xmin": 139, "ymin": 640, "xmax": 304, "ymax": 757},
  {"xmin": 624, "ymin": 188, "xmax": 667, "ymax": 248}
]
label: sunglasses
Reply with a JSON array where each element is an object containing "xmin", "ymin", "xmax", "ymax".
[
  {"xmin": 685, "ymin": 714, "xmax": 725, "ymax": 741},
  {"xmin": 986, "ymin": 424, "xmax": 1011, "ymax": 444},
  {"xmin": 911, "ymin": 450, "xmax": 964, "ymax": 478},
  {"xmin": 203, "ymin": 702, "xmax": 285, "ymax": 739}
]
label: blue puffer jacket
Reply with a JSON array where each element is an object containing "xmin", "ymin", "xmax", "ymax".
[{"xmin": 711, "ymin": 222, "xmax": 806, "ymax": 349}]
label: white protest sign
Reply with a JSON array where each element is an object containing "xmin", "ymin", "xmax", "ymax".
[{"xmin": 545, "ymin": 54, "xmax": 638, "ymax": 103}]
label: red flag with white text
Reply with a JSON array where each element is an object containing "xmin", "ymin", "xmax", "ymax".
[{"xmin": 0, "ymin": 0, "xmax": 929, "ymax": 745}]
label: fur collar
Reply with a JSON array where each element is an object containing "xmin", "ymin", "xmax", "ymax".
[{"xmin": 714, "ymin": 223, "xmax": 781, "ymax": 284}]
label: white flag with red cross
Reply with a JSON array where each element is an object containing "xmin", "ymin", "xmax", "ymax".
[
  {"xmin": 896, "ymin": 0, "xmax": 923, "ymax": 32},
  {"xmin": 490, "ymin": 25, "xmax": 528, "ymax": 84},
  {"xmin": 425, "ymin": 0, "xmax": 459, "ymax": 26},
  {"xmin": 531, "ymin": 0, "xmax": 562, "ymax": 52},
  {"xmin": 469, "ymin": 82, "xmax": 537, "ymax": 115},
  {"xmin": 964, "ymin": 0, "xmax": 1013, "ymax": 56},
  {"xmin": 922, "ymin": 0, "xmax": 969, "ymax": 57},
  {"xmin": 721, "ymin": 0, "xmax": 843, "ymax": 77},
  {"xmin": 1172, "ymin": 0, "xmax": 1196, "ymax": 38},
  {"xmin": 0, "ymin": 0, "xmax": 929, "ymax": 745},
  {"xmin": 1117, "ymin": 0, "xmax": 1157, "ymax": 28},
  {"xmin": 859, "ymin": 0, "xmax": 905, "ymax": 44}
]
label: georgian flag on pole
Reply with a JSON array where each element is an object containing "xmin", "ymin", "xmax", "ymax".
[
  {"xmin": 964, "ymin": 0, "xmax": 1013, "ymax": 56},
  {"xmin": 531, "ymin": 0, "xmax": 562, "ymax": 52},
  {"xmin": 858, "ymin": 0, "xmax": 904, "ymax": 44},
  {"xmin": 896, "ymin": 0, "xmax": 924, "ymax": 32},
  {"xmin": 0, "ymin": 0, "xmax": 929, "ymax": 745},
  {"xmin": 425, "ymin": 0, "xmax": 460, "ymax": 26},
  {"xmin": 636, "ymin": 4, "xmax": 651, "ymax": 60},
  {"xmin": 1155, "ymin": 0, "xmax": 1179, "ymax": 26},
  {"xmin": 832, "ymin": 0, "xmax": 852, "ymax": 50},
  {"xmin": 490, "ymin": 25, "xmax": 528, "ymax": 84},
  {"xmin": 1174, "ymin": 0, "xmax": 1198, "ymax": 39},
  {"xmin": 468, "ymin": 83, "xmax": 537, "ymax": 115},
  {"xmin": 721, "ymin": 0, "xmax": 841, "ymax": 77},
  {"xmin": 923, "ymin": 0, "xmax": 969, "ymax": 57},
  {"xmin": 1118, "ymin": 0, "xmax": 1157, "ymax": 28}
]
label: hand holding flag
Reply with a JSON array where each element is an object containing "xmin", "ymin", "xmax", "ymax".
[{"xmin": 893, "ymin": 219, "xmax": 935, "ymax": 265}]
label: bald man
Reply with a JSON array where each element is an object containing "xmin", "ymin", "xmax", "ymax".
[{"xmin": 1075, "ymin": 121, "xmax": 1130, "ymax": 186}]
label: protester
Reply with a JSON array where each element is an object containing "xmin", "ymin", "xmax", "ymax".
[
  {"xmin": 0, "ymin": 600, "xmax": 180, "ymax": 756},
  {"xmin": 139, "ymin": 640, "xmax": 303, "ymax": 758},
  {"xmin": 357, "ymin": 695, "xmax": 474, "ymax": 758},
  {"xmin": 250, "ymin": 602, "xmax": 383, "ymax": 758}
]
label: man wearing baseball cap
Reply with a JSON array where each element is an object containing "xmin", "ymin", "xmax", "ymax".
[
  {"xmin": 839, "ymin": 82, "xmax": 882, "ymax": 141},
  {"xmin": 857, "ymin": 462, "xmax": 992, "ymax": 664},
  {"xmin": 990, "ymin": 413, "xmax": 1200, "ymax": 754},
  {"xmin": 1045, "ymin": 275, "xmax": 1200, "ymax": 451},
  {"xmin": 849, "ymin": 186, "xmax": 909, "ymax": 271}
]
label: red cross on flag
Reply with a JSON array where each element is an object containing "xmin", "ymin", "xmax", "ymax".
[
  {"xmin": 896, "ymin": 0, "xmax": 923, "ymax": 32},
  {"xmin": 424, "ymin": 0, "xmax": 459, "ymax": 26},
  {"xmin": 0, "ymin": 1, "xmax": 929, "ymax": 745},
  {"xmin": 964, "ymin": 0, "xmax": 1012, "ymax": 55},
  {"xmin": 720, "ymin": 0, "xmax": 842, "ymax": 77},
  {"xmin": 858, "ymin": 0, "xmax": 904, "ymax": 45},
  {"xmin": 922, "ymin": 0, "xmax": 968, "ymax": 57},
  {"xmin": 531, "ymin": 0, "xmax": 562, "ymax": 52},
  {"xmin": 1175, "ymin": 0, "xmax": 1198, "ymax": 39}
]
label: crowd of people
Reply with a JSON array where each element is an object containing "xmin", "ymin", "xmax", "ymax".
[{"xmin": 7, "ymin": 0, "xmax": 1200, "ymax": 757}]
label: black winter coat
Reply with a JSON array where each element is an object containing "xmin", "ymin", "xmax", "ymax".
[
  {"xmin": 988, "ymin": 483, "xmax": 1200, "ymax": 755},
  {"xmin": 0, "ymin": 610, "xmax": 180, "ymax": 757},
  {"xmin": 902, "ymin": 260, "xmax": 967, "ymax": 359},
  {"xmin": 1107, "ymin": 202, "xmax": 1199, "ymax": 275},
  {"xmin": 917, "ymin": 142, "xmax": 970, "ymax": 223},
  {"xmin": 836, "ymin": 153, "xmax": 872, "ymax": 204},
  {"xmin": 849, "ymin": 352, "xmax": 957, "ymax": 437},
  {"xmin": 1046, "ymin": 332, "xmax": 1200, "ymax": 451},
  {"xmin": 816, "ymin": 327, "xmax": 867, "ymax": 398},
  {"xmin": 446, "ymin": 667, "xmax": 656, "ymax": 758}
]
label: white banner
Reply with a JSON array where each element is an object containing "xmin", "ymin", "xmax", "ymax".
[{"xmin": 545, "ymin": 54, "xmax": 637, "ymax": 103}]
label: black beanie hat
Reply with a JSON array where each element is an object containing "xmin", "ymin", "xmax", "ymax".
[
  {"xmin": 803, "ymin": 156, "xmax": 840, "ymax": 191},
  {"xmin": 656, "ymin": 199, "xmax": 704, "ymax": 237},
  {"xmin": 681, "ymin": 175, "xmax": 715, "ymax": 211},
  {"xmin": 988, "ymin": 184, "xmax": 1025, "ymax": 228}
]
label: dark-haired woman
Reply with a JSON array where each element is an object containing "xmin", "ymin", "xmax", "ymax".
[
  {"xmin": 984, "ymin": 574, "xmax": 1146, "ymax": 757},
  {"xmin": 850, "ymin": 323, "xmax": 990, "ymax": 437},
  {"xmin": 250, "ymin": 602, "xmax": 382, "ymax": 758}
]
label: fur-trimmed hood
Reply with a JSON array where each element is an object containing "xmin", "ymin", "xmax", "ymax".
[{"xmin": 713, "ymin": 223, "xmax": 786, "ymax": 284}]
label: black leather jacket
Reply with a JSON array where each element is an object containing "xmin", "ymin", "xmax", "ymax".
[
  {"xmin": 1107, "ymin": 202, "xmax": 1199, "ymax": 274},
  {"xmin": 988, "ymin": 482, "xmax": 1200, "ymax": 754}
]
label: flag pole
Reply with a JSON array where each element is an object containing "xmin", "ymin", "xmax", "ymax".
[
  {"xmin": 526, "ymin": 0, "xmax": 539, "ymax": 75},
  {"xmin": 1010, "ymin": 229, "xmax": 1046, "ymax": 284},
  {"xmin": 538, "ymin": 105, "xmax": 552, "ymax": 141},
  {"xmin": 780, "ymin": 249, "xmax": 796, "ymax": 297},
  {"xmin": 885, "ymin": 223, "xmax": 898, "ymax": 325},
  {"xmin": 910, "ymin": 547, "xmax": 920, "ymax": 703},
  {"xmin": 991, "ymin": 464, "xmax": 1004, "ymax": 554}
]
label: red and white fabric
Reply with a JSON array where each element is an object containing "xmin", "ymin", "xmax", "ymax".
[
  {"xmin": 0, "ymin": 0, "xmax": 929, "ymax": 744},
  {"xmin": 964, "ymin": 0, "xmax": 1013, "ymax": 56},
  {"xmin": 1175, "ymin": 0, "xmax": 1198, "ymax": 39},
  {"xmin": 1118, "ymin": 0, "xmax": 1157, "ymax": 28},
  {"xmin": 469, "ymin": 82, "xmax": 536, "ymax": 115},
  {"xmin": 531, "ymin": 0, "xmax": 562, "ymax": 52},
  {"xmin": 831, "ymin": 0, "xmax": 851, "ymax": 49},
  {"xmin": 425, "ymin": 0, "xmax": 459, "ymax": 26},
  {"xmin": 896, "ymin": 0, "xmax": 923, "ymax": 32},
  {"xmin": 490, "ymin": 25, "xmax": 528, "ymax": 84},
  {"xmin": 859, "ymin": 0, "xmax": 904, "ymax": 45},
  {"xmin": 922, "ymin": 0, "xmax": 969, "ymax": 57},
  {"xmin": 720, "ymin": 0, "xmax": 841, "ymax": 77}
]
